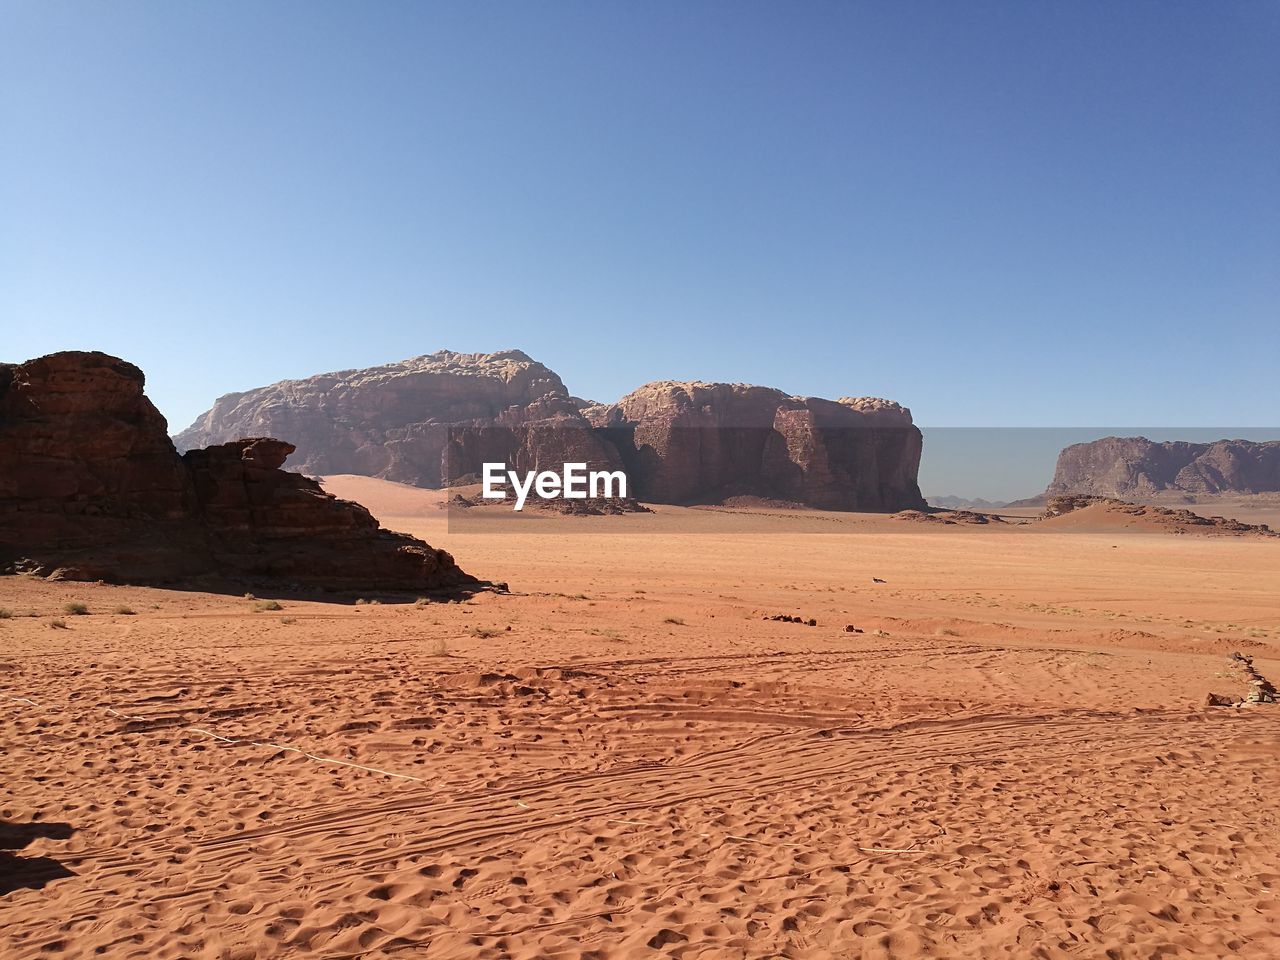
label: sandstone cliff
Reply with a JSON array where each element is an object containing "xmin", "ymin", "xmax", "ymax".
[
  {"xmin": 175, "ymin": 350, "xmax": 621, "ymax": 487},
  {"xmin": 177, "ymin": 353, "xmax": 926, "ymax": 512},
  {"xmin": 584, "ymin": 382, "xmax": 924, "ymax": 510},
  {"xmin": 0, "ymin": 352, "xmax": 477, "ymax": 590},
  {"xmin": 1045, "ymin": 437, "xmax": 1280, "ymax": 498}
]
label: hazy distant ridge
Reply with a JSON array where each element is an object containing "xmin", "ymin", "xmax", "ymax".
[{"xmin": 1045, "ymin": 436, "xmax": 1280, "ymax": 498}]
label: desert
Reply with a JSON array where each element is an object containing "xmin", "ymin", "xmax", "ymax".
[
  {"xmin": 4, "ymin": 464, "xmax": 1280, "ymax": 957},
  {"xmin": 7, "ymin": 4, "xmax": 1278, "ymax": 958}
]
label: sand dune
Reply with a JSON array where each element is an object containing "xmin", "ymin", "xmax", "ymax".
[
  {"xmin": 322, "ymin": 474, "xmax": 451, "ymax": 517},
  {"xmin": 3, "ymin": 506, "xmax": 1280, "ymax": 958},
  {"xmin": 1036, "ymin": 498, "xmax": 1276, "ymax": 537}
]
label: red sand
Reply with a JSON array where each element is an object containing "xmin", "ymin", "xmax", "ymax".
[{"xmin": 2, "ymin": 476, "xmax": 1278, "ymax": 958}]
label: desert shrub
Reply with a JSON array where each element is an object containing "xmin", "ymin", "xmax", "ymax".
[
  {"xmin": 469, "ymin": 626, "xmax": 500, "ymax": 639},
  {"xmin": 663, "ymin": 617, "xmax": 685, "ymax": 626},
  {"xmin": 280, "ymin": 616, "xmax": 296, "ymax": 625},
  {"xmin": 0, "ymin": 608, "xmax": 12, "ymax": 619},
  {"xmin": 935, "ymin": 627, "xmax": 959, "ymax": 637},
  {"xmin": 252, "ymin": 600, "xmax": 283, "ymax": 612},
  {"xmin": 49, "ymin": 619, "xmax": 68, "ymax": 629},
  {"xmin": 243, "ymin": 593, "xmax": 256, "ymax": 600},
  {"xmin": 113, "ymin": 605, "xmax": 137, "ymax": 616},
  {"xmin": 426, "ymin": 637, "xmax": 449, "ymax": 656},
  {"xmin": 414, "ymin": 598, "xmax": 430, "ymax": 607},
  {"xmin": 63, "ymin": 602, "xmax": 89, "ymax": 616}
]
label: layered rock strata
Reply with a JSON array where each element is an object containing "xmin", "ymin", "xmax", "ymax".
[{"xmin": 0, "ymin": 352, "xmax": 476, "ymax": 590}]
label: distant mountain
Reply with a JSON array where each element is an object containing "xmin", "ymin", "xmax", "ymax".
[
  {"xmin": 174, "ymin": 349, "xmax": 615, "ymax": 488},
  {"xmin": 1005, "ymin": 494, "xmax": 1047, "ymax": 508},
  {"xmin": 925, "ymin": 495, "xmax": 1009, "ymax": 510},
  {"xmin": 175, "ymin": 350, "xmax": 927, "ymax": 511},
  {"xmin": 1044, "ymin": 437, "xmax": 1280, "ymax": 498}
]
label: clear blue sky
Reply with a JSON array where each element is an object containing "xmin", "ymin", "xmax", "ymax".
[{"xmin": 3, "ymin": 1, "xmax": 1277, "ymax": 434}]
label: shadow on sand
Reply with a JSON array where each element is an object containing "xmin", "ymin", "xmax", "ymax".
[{"xmin": 0, "ymin": 820, "xmax": 77, "ymax": 895}]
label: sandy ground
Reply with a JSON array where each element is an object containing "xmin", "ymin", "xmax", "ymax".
[
  {"xmin": 996, "ymin": 494, "xmax": 1280, "ymax": 530},
  {"xmin": 3, "ymin": 477, "xmax": 1280, "ymax": 959}
]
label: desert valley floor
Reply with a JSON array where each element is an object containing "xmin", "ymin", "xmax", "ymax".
[{"xmin": 3, "ymin": 479, "xmax": 1280, "ymax": 959}]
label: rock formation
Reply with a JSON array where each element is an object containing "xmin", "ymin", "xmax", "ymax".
[
  {"xmin": 892, "ymin": 509, "xmax": 1005, "ymax": 525},
  {"xmin": 1045, "ymin": 437, "xmax": 1280, "ymax": 498},
  {"xmin": 585, "ymin": 382, "xmax": 925, "ymax": 511},
  {"xmin": 0, "ymin": 351, "xmax": 477, "ymax": 590},
  {"xmin": 176, "ymin": 352, "xmax": 926, "ymax": 512},
  {"xmin": 1038, "ymin": 495, "xmax": 1276, "ymax": 537},
  {"xmin": 175, "ymin": 350, "xmax": 622, "ymax": 488}
]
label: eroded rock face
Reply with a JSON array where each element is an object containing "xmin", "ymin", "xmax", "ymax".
[
  {"xmin": 1046, "ymin": 437, "xmax": 1280, "ymax": 498},
  {"xmin": 177, "ymin": 352, "xmax": 926, "ymax": 512},
  {"xmin": 175, "ymin": 350, "xmax": 926, "ymax": 512},
  {"xmin": 587, "ymin": 382, "xmax": 925, "ymax": 510},
  {"xmin": 0, "ymin": 352, "xmax": 476, "ymax": 590},
  {"xmin": 175, "ymin": 350, "xmax": 620, "ymax": 487},
  {"xmin": 0, "ymin": 353, "xmax": 197, "ymax": 553},
  {"xmin": 184, "ymin": 438, "xmax": 470, "ymax": 589}
]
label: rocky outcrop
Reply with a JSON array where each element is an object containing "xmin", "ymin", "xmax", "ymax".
[
  {"xmin": 177, "ymin": 352, "xmax": 926, "ymax": 512},
  {"xmin": 175, "ymin": 350, "xmax": 621, "ymax": 488},
  {"xmin": 586, "ymin": 382, "xmax": 924, "ymax": 510},
  {"xmin": 1039, "ymin": 495, "xmax": 1276, "ymax": 537},
  {"xmin": 892, "ymin": 509, "xmax": 1005, "ymax": 525},
  {"xmin": 184, "ymin": 438, "xmax": 472, "ymax": 589},
  {"xmin": 1205, "ymin": 652, "xmax": 1277, "ymax": 707},
  {"xmin": 0, "ymin": 352, "xmax": 477, "ymax": 590},
  {"xmin": 1046, "ymin": 437, "xmax": 1280, "ymax": 498}
]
